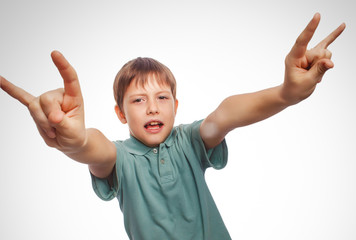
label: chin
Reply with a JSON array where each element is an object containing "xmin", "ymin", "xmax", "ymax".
[{"xmin": 142, "ymin": 134, "xmax": 167, "ymax": 147}]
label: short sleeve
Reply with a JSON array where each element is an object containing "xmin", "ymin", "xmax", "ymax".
[
  {"xmin": 182, "ymin": 120, "xmax": 228, "ymax": 171},
  {"xmin": 90, "ymin": 141, "xmax": 123, "ymax": 201}
]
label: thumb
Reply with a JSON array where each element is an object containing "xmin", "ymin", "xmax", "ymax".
[
  {"xmin": 48, "ymin": 110, "xmax": 73, "ymax": 136},
  {"xmin": 310, "ymin": 59, "xmax": 334, "ymax": 83},
  {"xmin": 48, "ymin": 109, "xmax": 65, "ymax": 126},
  {"xmin": 48, "ymin": 109, "xmax": 83, "ymax": 136},
  {"xmin": 48, "ymin": 110, "xmax": 77, "ymax": 139}
]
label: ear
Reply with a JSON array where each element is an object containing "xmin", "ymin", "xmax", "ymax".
[
  {"xmin": 115, "ymin": 105, "xmax": 127, "ymax": 124},
  {"xmin": 174, "ymin": 99, "xmax": 179, "ymax": 115}
]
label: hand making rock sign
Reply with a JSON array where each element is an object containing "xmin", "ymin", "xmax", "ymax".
[{"xmin": 0, "ymin": 51, "xmax": 116, "ymax": 177}]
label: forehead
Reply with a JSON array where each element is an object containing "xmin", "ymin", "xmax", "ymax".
[{"xmin": 126, "ymin": 74, "xmax": 172, "ymax": 95}]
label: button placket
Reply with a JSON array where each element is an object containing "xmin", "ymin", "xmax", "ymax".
[{"xmin": 157, "ymin": 145, "xmax": 174, "ymax": 183}]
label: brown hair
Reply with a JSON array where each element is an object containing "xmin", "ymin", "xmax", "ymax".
[{"xmin": 114, "ymin": 57, "xmax": 177, "ymax": 112}]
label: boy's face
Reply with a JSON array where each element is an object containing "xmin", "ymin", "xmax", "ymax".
[{"xmin": 115, "ymin": 75, "xmax": 178, "ymax": 147}]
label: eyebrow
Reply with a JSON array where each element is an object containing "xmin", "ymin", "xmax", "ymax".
[{"xmin": 128, "ymin": 90, "xmax": 172, "ymax": 98}]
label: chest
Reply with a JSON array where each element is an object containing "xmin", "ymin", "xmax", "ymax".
[{"xmin": 125, "ymin": 144, "xmax": 202, "ymax": 187}]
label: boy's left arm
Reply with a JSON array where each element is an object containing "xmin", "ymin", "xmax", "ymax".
[{"xmin": 201, "ymin": 13, "xmax": 346, "ymax": 149}]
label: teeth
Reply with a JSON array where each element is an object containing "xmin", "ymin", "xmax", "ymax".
[{"xmin": 145, "ymin": 121, "xmax": 163, "ymax": 128}]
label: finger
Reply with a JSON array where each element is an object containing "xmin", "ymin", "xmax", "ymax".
[
  {"xmin": 35, "ymin": 122, "xmax": 59, "ymax": 148},
  {"xmin": 48, "ymin": 109, "xmax": 65, "ymax": 126},
  {"xmin": 39, "ymin": 88, "xmax": 64, "ymax": 118},
  {"xmin": 305, "ymin": 48, "xmax": 332, "ymax": 68},
  {"xmin": 289, "ymin": 13, "xmax": 321, "ymax": 59},
  {"xmin": 315, "ymin": 22, "xmax": 346, "ymax": 49},
  {"xmin": 51, "ymin": 50, "xmax": 82, "ymax": 98},
  {"xmin": 325, "ymin": 49, "xmax": 332, "ymax": 59},
  {"xmin": 0, "ymin": 75, "xmax": 35, "ymax": 107},
  {"xmin": 309, "ymin": 59, "xmax": 334, "ymax": 83},
  {"xmin": 38, "ymin": 89, "xmax": 70, "ymax": 137},
  {"xmin": 28, "ymin": 99, "xmax": 57, "ymax": 138}
]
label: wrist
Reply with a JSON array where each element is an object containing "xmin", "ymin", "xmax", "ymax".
[
  {"xmin": 60, "ymin": 128, "xmax": 89, "ymax": 155},
  {"xmin": 279, "ymin": 82, "xmax": 302, "ymax": 107}
]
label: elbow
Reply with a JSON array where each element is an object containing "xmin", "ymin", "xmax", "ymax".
[{"xmin": 200, "ymin": 111, "xmax": 228, "ymax": 149}]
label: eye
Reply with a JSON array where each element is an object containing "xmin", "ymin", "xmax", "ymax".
[
  {"xmin": 158, "ymin": 95, "xmax": 168, "ymax": 100},
  {"xmin": 133, "ymin": 98, "xmax": 144, "ymax": 103}
]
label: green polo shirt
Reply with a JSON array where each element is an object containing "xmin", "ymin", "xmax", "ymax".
[{"xmin": 91, "ymin": 120, "xmax": 231, "ymax": 240}]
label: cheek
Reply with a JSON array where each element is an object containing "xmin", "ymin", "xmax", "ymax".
[
  {"xmin": 165, "ymin": 106, "xmax": 177, "ymax": 122},
  {"xmin": 126, "ymin": 111, "xmax": 140, "ymax": 126}
]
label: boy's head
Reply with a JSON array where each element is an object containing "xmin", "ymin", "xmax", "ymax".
[
  {"xmin": 114, "ymin": 57, "xmax": 177, "ymax": 112},
  {"xmin": 113, "ymin": 57, "xmax": 178, "ymax": 147}
]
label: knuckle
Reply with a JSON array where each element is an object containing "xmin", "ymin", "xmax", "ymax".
[
  {"xmin": 39, "ymin": 88, "xmax": 64, "ymax": 107},
  {"xmin": 28, "ymin": 98, "xmax": 40, "ymax": 112},
  {"xmin": 37, "ymin": 117, "xmax": 49, "ymax": 127},
  {"xmin": 317, "ymin": 49, "xmax": 332, "ymax": 59},
  {"xmin": 315, "ymin": 49, "xmax": 324, "ymax": 58},
  {"xmin": 326, "ymin": 50, "xmax": 332, "ymax": 58},
  {"xmin": 43, "ymin": 138, "xmax": 56, "ymax": 148},
  {"xmin": 38, "ymin": 129, "xmax": 57, "ymax": 148},
  {"xmin": 40, "ymin": 92, "xmax": 54, "ymax": 106},
  {"xmin": 32, "ymin": 114, "xmax": 49, "ymax": 129},
  {"xmin": 28, "ymin": 102, "xmax": 49, "ymax": 127}
]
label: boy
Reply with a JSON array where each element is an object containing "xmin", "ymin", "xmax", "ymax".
[{"xmin": 0, "ymin": 13, "xmax": 345, "ymax": 239}]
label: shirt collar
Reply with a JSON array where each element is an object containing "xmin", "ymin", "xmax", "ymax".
[{"xmin": 123, "ymin": 127, "xmax": 177, "ymax": 155}]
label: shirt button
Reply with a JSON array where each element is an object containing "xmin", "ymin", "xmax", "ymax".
[
  {"xmin": 160, "ymin": 159, "xmax": 165, "ymax": 164},
  {"xmin": 153, "ymin": 148, "xmax": 158, "ymax": 154}
]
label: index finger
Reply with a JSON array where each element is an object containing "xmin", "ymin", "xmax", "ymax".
[
  {"xmin": 315, "ymin": 23, "xmax": 346, "ymax": 49},
  {"xmin": 289, "ymin": 13, "xmax": 321, "ymax": 59},
  {"xmin": 51, "ymin": 50, "xmax": 82, "ymax": 98},
  {"xmin": 0, "ymin": 75, "xmax": 35, "ymax": 107}
]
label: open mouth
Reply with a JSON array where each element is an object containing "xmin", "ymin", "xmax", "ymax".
[{"xmin": 144, "ymin": 121, "xmax": 164, "ymax": 130}]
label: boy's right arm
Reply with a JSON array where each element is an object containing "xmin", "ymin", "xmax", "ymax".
[
  {"xmin": 0, "ymin": 51, "xmax": 116, "ymax": 179},
  {"xmin": 200, "ymin": 13, "xmax": 345, "ymax": 150}
]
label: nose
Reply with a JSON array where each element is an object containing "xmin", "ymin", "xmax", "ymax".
[{"xmin": 146, "ymin": 99, "xmax": 159, "ymax": 115}]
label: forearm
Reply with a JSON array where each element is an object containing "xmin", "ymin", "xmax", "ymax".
[
  {"xmin": 218, "ymin": 84, "xmax": 289, "ymax": 130},
  {"xmin": 63, "ymin": 128, "xmax": 116, "ymax": 178},
  {"xmin": 201, "ymin": 85, "xmax": 289, "ymax": 149}
]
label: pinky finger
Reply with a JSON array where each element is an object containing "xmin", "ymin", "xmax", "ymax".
[{"xmin": 35, "ymin": 123, "xmax": 59, "ymax": 148}]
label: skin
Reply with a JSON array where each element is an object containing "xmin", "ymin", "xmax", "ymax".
[
  {"xmin": 115, "ymin": 75, "xmax": 179, "ymax": 148},
  {"xmin": 0, "ymin": 13, "xmax": 346, "ymax": 179}
]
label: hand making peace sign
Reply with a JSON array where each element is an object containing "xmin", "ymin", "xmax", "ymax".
[
  {"xmin": 0, "ymin": 51, "xmax": 86, "ymax": 152},
  {"xmin": 282, "ymin": 13, "xmax": 346, "ymax": 105}
]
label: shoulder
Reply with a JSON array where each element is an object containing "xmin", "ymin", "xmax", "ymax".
[
  {"xmin": 174, "ymin": 120, "xmax": 203, "ymax": 138},
  {"xmin": 174, "ymin": 120, "xmax": 228, "ymax": 170},
  {"xmin": 171, "ymin": 120, "xmax": 205, "ymax": 152}
]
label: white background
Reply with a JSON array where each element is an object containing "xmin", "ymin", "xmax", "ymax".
[{"xmin": 0, "ymin": 0, "xmax": 355, "ymax": 239}]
